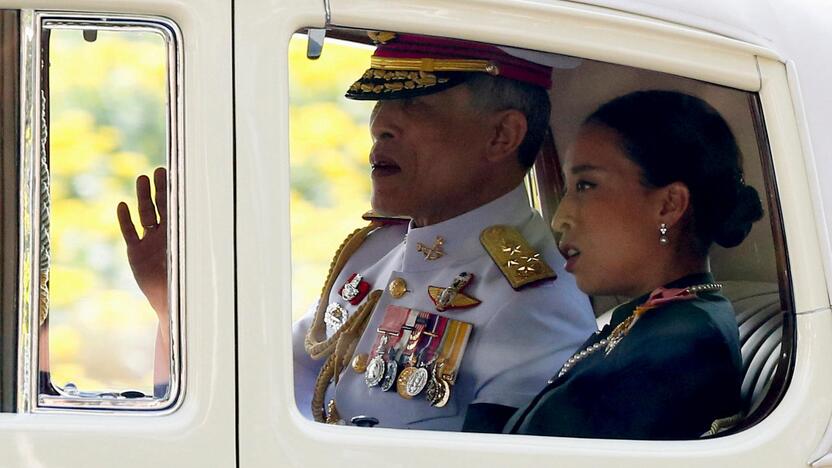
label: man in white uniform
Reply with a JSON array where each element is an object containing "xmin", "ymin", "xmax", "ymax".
[{"xmin": 293, "ymin": 32, "xmax": 596, "ymax": 430}]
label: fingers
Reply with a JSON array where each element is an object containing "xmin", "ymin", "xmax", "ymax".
[
  {"xmin": 117, "ymin": 202, "xmax": 140, "ymax": 245},
  {"xmin": 136, "ymin": 174, "xmax": 159, "ymax": 229},
  {"xmin": 153, "ymin": 167, "xmax": 168, "ymax": 223}
]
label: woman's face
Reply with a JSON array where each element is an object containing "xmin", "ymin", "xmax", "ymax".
[{"xmin": 552, "ymin": 124, "xmax": 667, "ymax": 297}]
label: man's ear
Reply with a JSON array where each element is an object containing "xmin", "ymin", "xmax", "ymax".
[
  {"xmin": 658, "ymin": 181, "xmax": 691, "ymax": 227},
  {"xmin": 486, "ymin": 109, "xmax": 527, "ymax": 162}
]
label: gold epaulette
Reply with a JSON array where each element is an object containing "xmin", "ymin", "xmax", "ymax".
[
  {"xmin": 361, "ymin": 209, "xmax": 411, "ymax": 225},
  {"xmin": 480, "ymin": 225, "xmax": 556, "ymax": 290}
]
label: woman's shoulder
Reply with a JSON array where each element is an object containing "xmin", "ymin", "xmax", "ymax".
[{"xmin": 631, "ymin": 293, "xmax": 740, "ymax": 356}]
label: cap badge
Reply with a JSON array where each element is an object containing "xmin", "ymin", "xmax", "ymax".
[
  {"xmin": 368, "ymin": 31, "xmax": 397, "ymax": 44},
  {"xmin": 427, "ymin": 272, "xmax": 481, "ymax": 311},
  {"xmin": 340, "ymin": 273, "xmax": 371, "ymax": 305},
  {"xmin": 416, "ymin": 236, "xmax": 445, "ymax": 261}
]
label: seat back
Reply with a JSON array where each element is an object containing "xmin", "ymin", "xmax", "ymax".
[{"xmin": 721, "ymin": 281, "xmax": 783, "ymax": 415}]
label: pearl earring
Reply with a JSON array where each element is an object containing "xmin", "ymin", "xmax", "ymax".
[{"xmin": 659, "ymin": 223, "xmax": 669, "ymax": 245}]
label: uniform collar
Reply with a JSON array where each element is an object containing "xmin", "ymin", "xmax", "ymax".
[{"xmin": 401, "ymin": 184, "xmax": 534, "ymax": 272}]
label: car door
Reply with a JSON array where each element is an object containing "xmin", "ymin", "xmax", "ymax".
[
  {"xmin": 235, "ymin": 0, "xmax": 832, "ymax": 467},
  {"xmin": 0, "ymin": 2, "xmax": 237, "ymax": 466}
]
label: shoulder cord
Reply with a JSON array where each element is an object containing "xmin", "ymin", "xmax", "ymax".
[
  {"xmin": 304, "ymin": 221, "xmax": 383, "ymax": 360},
  {"xmin": 312, "ymin": 290, "xmax": 381, "ymax": 422}
]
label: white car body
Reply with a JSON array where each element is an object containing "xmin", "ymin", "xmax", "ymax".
[{"xmin": 1, "ymin": 0, "xmax": 831, "ymax": 466}]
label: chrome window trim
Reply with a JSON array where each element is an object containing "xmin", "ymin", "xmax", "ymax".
[
  {"xmin": 16, "ymin": 9, "xmax": 39, "ymax": 414},
  {"xmin": 17, "ymin": 10, "xmax": 185, "ymax": 414}
]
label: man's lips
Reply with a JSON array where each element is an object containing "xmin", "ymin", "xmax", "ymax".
[{"xmin": 370, "ymin": 154, "xmax": 401, "ymax": 177}]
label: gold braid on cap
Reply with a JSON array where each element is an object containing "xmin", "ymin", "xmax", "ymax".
[
  {"xmin": 370, "ymin": 56, "xmax": 500, "ymax": 75},
  {"xmin": 304, "ymin": 221, "xmax": 382, "ymax": 360}
]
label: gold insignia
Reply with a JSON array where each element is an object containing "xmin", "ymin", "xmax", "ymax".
[
  {"xmin": 351, "ymin": 353, "xmax": 369, "ymax": 373},
  {"xmin": 428, "ymin": 286, "xmax": 480, "ymax": 310},
  {"xmin": 480, "ymin": 225, "xmax": 556, "ymax": 289},
  {"xmin": 416, "ymin": 236, "xmax": 445, "ymax": 260},
  {"xmin": 361, "ymin": 210, "xmax": 410, "ymax": 224},
  {"xmin": 427, "ymin": 272, "xmax": 480, "ymax": 311},
  {"xmin": 389, "ymin": 277, "xmax": 408, "ymax": 298},
  {"xmin": 368, "ymin": 31, "xmax": 397, "ymax": 44}
]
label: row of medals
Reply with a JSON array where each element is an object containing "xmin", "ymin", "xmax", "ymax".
[{"xmin": 363, "ymin": 334, "xmax": 452, "ymax": 407}]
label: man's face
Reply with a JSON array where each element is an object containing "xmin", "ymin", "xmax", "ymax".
[{"xmin": 368, "ymin": 85, "xmax": 492, "ymax": 225}]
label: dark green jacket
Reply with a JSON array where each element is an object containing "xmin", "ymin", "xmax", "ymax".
[{"xmin": 464, "ymin": 273, "xmax": 742, "ymax": 440}]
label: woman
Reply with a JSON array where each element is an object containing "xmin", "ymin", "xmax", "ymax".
[{"xmin": 464, "ymin": 90, "xmax": 764, "ymax": 439}]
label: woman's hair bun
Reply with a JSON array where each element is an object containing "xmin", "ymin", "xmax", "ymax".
[{"xmin": 713, "ymin": 184, "xmax": 764, "ymax": 248}]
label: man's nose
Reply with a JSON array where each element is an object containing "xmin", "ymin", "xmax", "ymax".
[{"xmin": 370, "ymin": 101, "xmax": 400, "ymax": 141}]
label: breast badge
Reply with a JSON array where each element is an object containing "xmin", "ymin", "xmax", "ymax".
[
  {"xmin": 340, "ymin": 273, "xmax": 371, "ymax": 305},
  {"xmin": 324, "ymin": 303, "xmax": 348, "ymax": 332},
  {"xmin": 480, "ymin": 225, "xmax": 556, "ymax": 289},
  {"xmin": 427, "ymin": 272, "xmax": 481, "ymax": 311}
]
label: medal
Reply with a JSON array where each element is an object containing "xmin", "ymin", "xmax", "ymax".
[
  {"xmin": 426, "ymin": 361, "xmax": 451, "ymax": 407},
  {"xmin": 380, "ymin": 358, "xmax": 398, "ymax": 391},
  {"xmin": 364, "ymin": 334, "xmax": 389, "ymax": 387},
  {"xmin": 427, "ymin": 272, "xmax": 480, "ymax": 311},
  {"xmin": 396, "ymin": 366, "xmax": 416, "ymax": 398},
  {"xmin": 365, "ymin": 306, "xmax": 410, "ymax": 388},
  {"xmin": 324, "ymin": 303, "xmax": 348, "ymax": 332},
  {"xmin": 379, "ymin": 309, "xmax": 420, "ymax": 391},
  {"xmin": 365, "ymin": 356, "xmax": 385, "ymax": 387},
  {"xmin": 405, "ymin": 366, "xmax": 429, "ymax": 397},
  {"xmin": 340, "ymin": 273, "xmax": 371, "ymax": 305}
]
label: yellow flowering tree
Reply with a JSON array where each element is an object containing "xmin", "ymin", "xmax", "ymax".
[{"xmin": 288, "ymin": 36, "xmax": 374, "ymax": 319}]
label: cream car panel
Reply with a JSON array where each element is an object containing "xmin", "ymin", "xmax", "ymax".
[
  {"xmin": 327, "ymin": 0, "xmax": 769, "ymax": 91},
  {"xmin": 0, "ymin": 1, "xmax": 236, "ymax": 466},
  {"xmin": 235, "ymin": 0, "xmax": 827, "ymax": 466},
  {"xmin": 233, "ymin": 0, "xmax": 325, "ymax": 466},
  {"xmin": 757, "ymin": 57, "xmax": 829, "ymax": 314}
]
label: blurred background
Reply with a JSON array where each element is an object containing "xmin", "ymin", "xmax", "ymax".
[
  {"xmin": 45, "ymin": 31, "xmax": 373, "ymax": 393},
  {"xmin": 47, "ymin": 29, "xmax": 167, "ymax": 394}
]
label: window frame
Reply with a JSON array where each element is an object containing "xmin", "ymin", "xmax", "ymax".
[
  {"xmin": 0, "ymin": 8, "xmax": 20, "ymax": 414},
  {"xmin": 16, "ymin": 10, "xmax": 186, "ymax": 413}
]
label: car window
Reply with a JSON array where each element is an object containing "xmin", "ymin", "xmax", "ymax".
[
  {"xmin": 287, "ymin": 28, "xmax": 791, "ymax": 437},
  {"xmin": 12, "ymin": 12, "xmax": 183, "ymax": 412}
]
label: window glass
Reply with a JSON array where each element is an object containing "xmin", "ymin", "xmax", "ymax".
[
  {"xmin": 288, "ymin": 28, "xmax": 790, "ymax": 437},
  {"xmin": 289, "ymin": 34, "xmax": 373, "ymax": 321},
  {"xmin": 28, "ymin": 17, "xmax": 181, "ymax": 409}
]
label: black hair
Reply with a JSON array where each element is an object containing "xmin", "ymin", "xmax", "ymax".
[
  {"xmin": 464, "ymin": 74, "xmax": 551, "ymax": 169},
  {"xmin": 585, "ymin": 90, "xmax": 763, "ymax": 250}
]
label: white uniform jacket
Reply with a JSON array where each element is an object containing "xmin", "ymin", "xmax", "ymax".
[{"xmin": 293, "ymin": 184, "xmax": 596, "ymax": 430}]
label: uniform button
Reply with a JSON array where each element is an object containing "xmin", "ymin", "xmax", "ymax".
[
  {"xmin": 352, "ymin": 353, "xmax": 369, "ymax": 373},
  {"xmin": 388, "ymin": 277, "xmax": 408, "ymax": 298}
]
